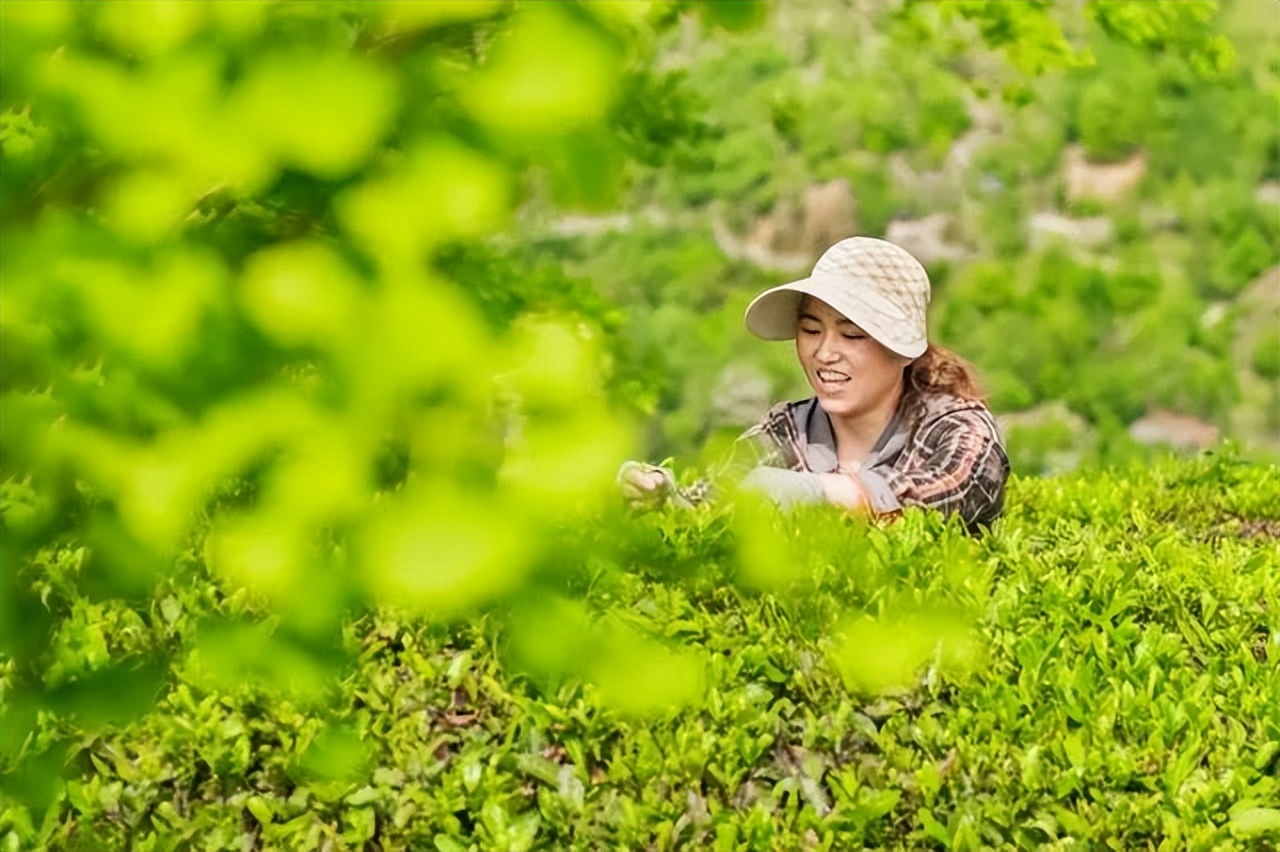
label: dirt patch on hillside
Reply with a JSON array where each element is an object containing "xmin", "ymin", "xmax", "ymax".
[
  {"xmin": 1198, "ymin": 516, "xmax": 1280, "ymax": 543},
  {"xmin": 1236, "ymin": 518, "xmax": 1280, "ymax": 540}
]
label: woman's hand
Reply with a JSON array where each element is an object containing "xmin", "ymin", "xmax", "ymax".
[
  {"xmin": 818, "ymin": 472, "xmax": 870, "ymax": 512},
  {"xmin": 616, "ymin": 461, "xmax": 676, "ymax": 508}
]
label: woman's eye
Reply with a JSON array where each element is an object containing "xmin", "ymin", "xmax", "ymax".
[
  {"xmin": 799, "ymin": 326, "xmax": 820, "ymax": 335},
  {"xmin": 842, "ymin": 333, "xmax": 866, "ymax": 340}
]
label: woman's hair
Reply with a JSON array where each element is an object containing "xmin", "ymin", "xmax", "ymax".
[{"xmin": 903, "ymin": 344, "xmax": 986, "ymax": 403}]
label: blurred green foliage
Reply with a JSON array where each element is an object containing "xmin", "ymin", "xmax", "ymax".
[{"xmin": 0, "ymin": 0, "xmax": 774, "ymax": 820}]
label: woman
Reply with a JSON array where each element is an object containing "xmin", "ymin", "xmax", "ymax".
[{"xmin": 620, "ymin": 237, "xmax": 1009, "ymax": 529}]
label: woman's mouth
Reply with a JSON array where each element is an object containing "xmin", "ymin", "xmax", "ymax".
[{"xmin": 815, "ymin": 368, "xmax": 851, "ymax": 391}]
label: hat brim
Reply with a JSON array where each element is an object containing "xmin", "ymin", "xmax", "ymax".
[{"xmin": 743, "ymin": 276, "xmax": 927, "ymax": 359}]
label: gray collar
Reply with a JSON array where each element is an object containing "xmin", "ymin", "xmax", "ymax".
[{"xmin": 800, "ymin": 397, "xmax": 909, "ymax": 473}]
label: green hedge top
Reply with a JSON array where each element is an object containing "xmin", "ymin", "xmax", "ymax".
[{"xmin": 4, "ymin": 453, "xmax": 1277, "ymax": 852}]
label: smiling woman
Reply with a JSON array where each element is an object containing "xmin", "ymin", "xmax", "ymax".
[{"xmin": 620, "ymin": 237, "xmax": 1009, "ymax": 529}]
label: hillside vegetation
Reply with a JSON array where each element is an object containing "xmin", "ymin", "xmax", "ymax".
[{"xmin": 527, "ymin": 0, "xmax": 1280, "ymax": 470}]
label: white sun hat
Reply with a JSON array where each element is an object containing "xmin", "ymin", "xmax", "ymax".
[{"xmin": 743, "ymin": 237, "xmax": 931, "ymax": 359}]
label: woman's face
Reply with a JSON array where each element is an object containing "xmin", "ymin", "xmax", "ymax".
[{"xmin": 795, "ymin": 296, "xmax": 909, "ymax": 422}]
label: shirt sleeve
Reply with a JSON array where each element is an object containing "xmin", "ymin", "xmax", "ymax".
[
  {"xmin": 856, "ymin": 409, "xmax": 1009, "ymax": 527},
  {"xmin": 717, "ymin": 403, "xmax": 803, "ymax": 475},
  {"xmin": 670, "ymin": 403, "xmax": 806, "ymax": 506}
]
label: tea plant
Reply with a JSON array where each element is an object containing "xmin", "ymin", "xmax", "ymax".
[{"xmin": 2, "ymin": 453, "xmax": 1276, "ymax": 851}]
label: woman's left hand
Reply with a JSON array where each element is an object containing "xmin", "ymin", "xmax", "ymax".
[{"xmin": 818, "ymin": 472, "xmax": 870, "ymax": 511}]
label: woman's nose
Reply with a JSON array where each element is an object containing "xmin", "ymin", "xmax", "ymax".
[{"xmin": 815, "ymin": 334, "xmax": 840, "ymax": 362}]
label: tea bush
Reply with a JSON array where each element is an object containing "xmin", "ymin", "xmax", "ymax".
[{"xmin": 2, "ymin": 453, "xmax": 1277, "ymax": 852}]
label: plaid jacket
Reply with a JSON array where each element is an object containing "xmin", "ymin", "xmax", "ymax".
[{"xmin": 703, "ymin": 391, "xmax": 1009, "ymax": 527}]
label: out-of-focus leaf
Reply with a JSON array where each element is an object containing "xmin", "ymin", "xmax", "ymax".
[
  {"xmin": 349, "ymin": 277, "xmax": 498, "ymax": 415},
  {"xmin": 500, "ymin": 409, "xmax": 631, "ymax": 509},
  {"xmin": 337, "ymin": 140, "xmax": 510, "ymax": 262},
  {"xmin": 588, "ymin": 617, "xmax": 706, "ymax": 716},
  {"xmin": 501, "ymin": 320, "xmax": 603, "ymax": 406},
  {"xmin": 0, "ymin": 688, "xmax": 39, "ymax": 764},
  {"xmin": 0, "ymin": 747, "xmax": 64, "ymax": 817},
  {"xmin": 460, "ymin": 6, "xmax": 622, "ymax": 135},
  {"xmin": 206, "ymin": 514, "xmax": 306, "ymax": 603},
  {"xmin": 360, "ymin": 484, "xmax": 532, "ymax": 618},
  {"xmin": 294, "ymin": 723, "xmax": 370, "ymax": 783},
  {"xmin": 108, "ymin": 389, "xmax": 315, "ymax": 549},
  {"xmin": 0, "ymin": 0, "xmax": 73, "ymax": 37},
  {"xmin": 186, "ymin": 619, "xmax": 337, "ymax": 703},
  {"xmin": 260, "ymin": 426, "xmax": 371, "ymax": 525},
  {"xmin": 240, "ymin": 241, "xmax": 364, "ymax": 350},
  {"xmin": 59, "ymin": 248, "xmax": 224, "ymax": 368},
  {"xmin": 101, "ymin": 168, "xmax": 203, "ymax": 242},
  {"xmin": 697, "ymin": 0, "xmax": 769, "ymax": 32},
  {"xmin": 204, "ymin": 1, "xmax": 268, "ymax": 40},
  {"xmin": 510, "ymin": 593, "xmax": 709, "ymax": 718},
  {"xmin": 583, "ymin": 0, "xmax": 661, "ymax": 28},
  {"xmin": 232, "ymin": 52, "xmax": 398, "ymax": 178},
  {"xmin": 82, "ymin": 511, "xmax": 169, "ymax": 599},
  {"xmin": 497, "ymin": 320, "xmax": 630, "ymax": 506},
  {"xmin": 0, "ymin": 545, "xmax": 53, "ymax": 667},
  {"xmin": 380, "ymin": 0, "xmax": 504, "ymax": 32},
  {"xmin": 94, "ymin": 0, "xmax": 205, "ymax": 56},
  {"xmin": 831, "ymin": 606, "xmax": 978, "ymax": 694},
  {"xmin": 43, "ymin": 659, "xmax": 168, "ymax": 728},
  {"xmin": 506, "ymin": 594, "xmax": 595, "ymax": 678},
  {"xmin": 730, "ymin": 490, "xmax": 805, "ymax": 589},
  {"xmin": 42, "ymin": 49, "xmax": 268, "ymax": 186}
]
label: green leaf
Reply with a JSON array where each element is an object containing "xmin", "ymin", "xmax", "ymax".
[
  {"xmin": 434, "ymin": 835, "xmax": 468, "ymax": 852},
  {"xmin": 697, "ymin": 0, "xmax": 769, "ymax": 32},
  {"xmin": 1063, "ymin": 734, "xmax": 1085, "ymax": 770},
  {"xmin": 918, "ymin": 808, "xmax": 951, "ymax": 846},
  {"xmin": 460, "ymin": 6, "xmax": 622, "ymax": 135},
  {"xmin": 245, "ymin": 795, "xmax": 274, "ymax": 826},
  {"xmin": 1229, "ymin": 808, "xmax": 1280, "ymax": 838},
  {"xmin": 233, "ymin": 53, "xmax": 398, "ymax": 177}
]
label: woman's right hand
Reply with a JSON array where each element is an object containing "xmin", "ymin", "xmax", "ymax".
[{"xmin": 616, "ymin": 461, "xmax": 675, "ymax": 507}]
